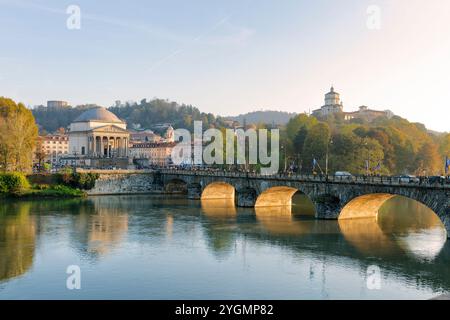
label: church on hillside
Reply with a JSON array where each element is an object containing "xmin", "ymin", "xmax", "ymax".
[{"xmin": 312, "ymin": 87, "xmax": 394, "ymax": 121}]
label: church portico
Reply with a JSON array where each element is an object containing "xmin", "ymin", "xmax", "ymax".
[{"xmin": 87, "ymin": 130, "xmax": 128, "ymax": 158}]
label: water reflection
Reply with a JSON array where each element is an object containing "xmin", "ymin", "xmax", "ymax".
[
  {"xmin": 255, "ymin": 206, "xmax": 311, "ymax": 236},
  {"xmin": 0, "ymin": 195, "xmax": 448, "ymax": 298},
  {"xmin": 201, "ymin": 199, "xmax": 236, "ymax": 217},
  {"xmin": 378, "ymin": 197, "xmax": 446, "ymax": 261},
  {"xmin": 338, "ymin": 196, "xmax": 446, "ymax": 260},
  {"xmin": 71, "ymin": 197, "xmax": 129, "ymax": 258},
  {"xmin": 338, "ymin": 218, "xmax": 395, "ymax": 256},
  {"xmin": 0, "ymin": 202, "xmax": 36, "ymax": 283},
  {"xmin": 200, "ymin": 199, "xmax": 237, "ymax": 257}
]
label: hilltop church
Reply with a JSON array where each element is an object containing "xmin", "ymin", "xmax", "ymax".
[{"xmin": 312, "ymin": 87, "xmax": 394, "ymax": 121}]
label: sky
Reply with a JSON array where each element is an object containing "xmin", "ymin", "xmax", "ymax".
[{"xmin": 0, "ymin": 0, "xmax": 449, "ymax": 132}]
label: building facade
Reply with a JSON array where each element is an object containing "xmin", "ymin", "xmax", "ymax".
[
  {"xmin": 64, "ymin": 107, "xmax": 130, "ymax": 168},
  {"xmin": 35, "ymin": 134, "xmax": 69, "ymax": 165},
  {"xmin": 129, "ymin": 129, "xmax": 162, "ymax": 144},
  {"xmin": 130, "ymin": 142, "xmax": 177, "ymax": 167},
  {"xmin": 312, "ymin": 87, "xmax": 394, "ymax": 121},
  {"xmin": 344, "ymin": 106, "xmax": 394, "ymax": 121},
  {"xmin": 47, "ymin": 100, "xmax": 68, "ymax": 108}
]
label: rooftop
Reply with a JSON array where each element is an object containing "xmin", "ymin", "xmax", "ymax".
[{"xmin": 73, "ymin": 107, "xmax": 124, "ymax": 124}]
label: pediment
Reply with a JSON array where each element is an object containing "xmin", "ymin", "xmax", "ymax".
[{"xmin": 89, "ymin": 125, "xmax": 129, "ymax": 134}]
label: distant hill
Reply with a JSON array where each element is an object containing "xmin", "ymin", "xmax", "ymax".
[
  {"xmin": 32, "ymin": 99, "xmax": 225, "ymax": 133},
  {"xmin": 224, "ymin": 110, "xmax": 297, "ymax": 125}
]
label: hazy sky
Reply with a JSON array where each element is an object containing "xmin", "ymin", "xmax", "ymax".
[{"xmin": 1, "ymin": 0, "xmax": 449, "ymax": 131}]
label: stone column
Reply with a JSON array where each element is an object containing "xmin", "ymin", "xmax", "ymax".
[
  {"xmin": 107, "ymin": 136, "xmax": 111, "ymax": 158},
  {"xmin": 109, "ymin": 136, "xmax": 113, "ymax": 158},
  {"xmin": 101, "ymin": 136, "xmax": 104, "ymax": 157},
  {"xmin": 93, "ymin": 136, "xmax": 96, "ymax": 156}
]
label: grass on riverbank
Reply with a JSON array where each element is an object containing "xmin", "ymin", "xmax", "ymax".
[
  {"xmin": 1, "ymin": 172, "xmax": 87, "ymax": 199},
  {"xmin": 2, "ymin": 184, "xmax": 86, "ymax": 199}
]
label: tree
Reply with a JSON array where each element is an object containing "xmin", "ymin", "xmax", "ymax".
[
  {"xmin": 302, "ymin": 122, "xmax": 331, "ymax": 172},
  {"xmin": 0, "ymin": 97, "xmax": 38, "ymax": 172},
  {"xmin": 285, "ymin": 114, "xmax": 317, "ymax": 142},
  {"xmin": 329, "ymin": 132, "xmax": 386, "ymax": 175},
  {"xmin": 414, "ymin": 142, "xmax": 442, "ymax": 176},
  {"xmin": 34, "ymin": 139, "xmax": 47, "ymax": 170},
  {"xmin": 293, "ymin": 126, "xmax": 308, "ymax": 153},
  {"xmin": 440, "ymin": 133, "xmax": 450, "ymax": 157}
]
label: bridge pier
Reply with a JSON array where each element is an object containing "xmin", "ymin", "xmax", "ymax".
[
  {"xmin": 312, "ymin": 195, "xmax": 342, "ymax": 219},
  {"xmin": 187, "ymin": 183, "xmax": 202, "ymax": 199},
  {"xmin": 236, "ymin": 188, "xmax": 257, "ymax": 207},
  {"xmin": 441, "ymin": 206, "xmax": 450, "ymax": 238}
]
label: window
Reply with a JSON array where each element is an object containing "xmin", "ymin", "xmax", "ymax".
[{"xmin": 81, "ymin": 147, "xmax": 85, "ymax": 155}]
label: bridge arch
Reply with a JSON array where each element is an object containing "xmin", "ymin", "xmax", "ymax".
[
  {"xmin": 254, "ymin": 186, "xmax": 316, "ymax": 215},
  {"xmin": 164, "ymin": 178, "xmax": 188, "ymax": 194},
  {"xmin": 339, "ymin": 194, "xmax": 396, "ymax": 220},
  {"xmin": 338, "ymin": 193, "xmax": 448, "ymax": 237},
  {"xmin": 255, "ymin": 186, "xmax": 298, "ymax": 207},
  {"xmin": 201, "ymin": 182, "xmax": 235, "ymax": 200}
]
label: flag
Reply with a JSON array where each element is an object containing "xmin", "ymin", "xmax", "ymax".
[
  {"xmin": 312, "ymin": 158, "xmax": 318, "ymax": 168},
  {"xmin": 446, "ymin": 156, "xmax": 450, "ymax": 174},
  {"xmin": 372, "ymin": 162, "xmax": 381, "ymax": 171}
]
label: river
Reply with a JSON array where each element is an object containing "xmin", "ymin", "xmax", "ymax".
[{"xmin": 0, "ymin": 194, "xmax": 448, "ymax": 299}]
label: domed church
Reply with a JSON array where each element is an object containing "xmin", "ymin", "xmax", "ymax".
[{"xmin": 65, "ymin": 107, "xmax": 130, "ymax": 168}]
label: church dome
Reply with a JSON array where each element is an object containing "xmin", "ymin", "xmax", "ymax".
[
  {"xmin": 74, "ymin": 107, "xmax": 124, "ymax": 123},
  {"xmin": 324, "ymin": 86, "xmax": 341, "ymax": 106}
]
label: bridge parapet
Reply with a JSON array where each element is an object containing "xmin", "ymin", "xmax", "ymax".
[{"xmin": 159, "ymin": 169, "xmax": 450, "ymax": 189}]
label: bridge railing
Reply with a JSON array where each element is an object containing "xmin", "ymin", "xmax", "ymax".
[{"xmin": 158, "ymin": 168, "xmax": 450, "ymax": 188}]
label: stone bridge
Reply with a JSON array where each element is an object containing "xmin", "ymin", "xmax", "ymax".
[
  {"xmin": 84, "ymin": 169, "xmax": 450, "ymax": 237},
  {"xmin": 157, "ymin": 170, "xmax": 450, "ymax": 236}
]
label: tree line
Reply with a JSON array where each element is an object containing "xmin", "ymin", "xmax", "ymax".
[
  {"xmin": 33, "ymin": 99, "xmax": 226, "ymax": 134},
  {"xmin": 281, "ymin": 113, "xmax": 449, "ymax": 176}
]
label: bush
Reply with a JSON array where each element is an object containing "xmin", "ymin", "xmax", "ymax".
[
  {"xmin": 57, "ymin": 172, "xmax": 99, "ymax": 190},
  {"xmin": 0, "ymin": 172, "xmax": 31, "ymax": 194},
  {"xmin": 58, "ymin": 167, "xmax": 74, "ymax": 185},
  {"xmin": 73, "ymin": 172, "xmax": 99, "ymax": 190},
  {"xmin": 37, "ymin": 185, "xmax": 85, "ymax": 197}
]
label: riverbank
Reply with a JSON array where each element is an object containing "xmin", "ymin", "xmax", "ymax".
[
  {"xmin": 1, "ymin": 172, "xmax": 87, "ymax": 199},
  {"xmin": 1, "ymin": 184, "xmax": 86, "ymax": 199}
]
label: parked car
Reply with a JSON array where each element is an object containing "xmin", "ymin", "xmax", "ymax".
[
  {"xmin": 334, "ymin": 171, "xmax": 353, "ymax": 180},
  {"xmin": 335, "ymin": 171, "xmax": 353, "ymax": 177},
  {"xmin": 396, "ymin": 175, "xmax": 419, "ymax": 183}
]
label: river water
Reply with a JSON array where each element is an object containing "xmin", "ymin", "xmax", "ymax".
[{"xmin": 0, "ymin": 194, "xmax": 448, "ymax": 299}]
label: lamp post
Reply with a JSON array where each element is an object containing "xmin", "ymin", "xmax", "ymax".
[
  {"xmin": 325, "ymin": 138, "xmax": 333, "ymax": 176},
  {"xmin": 363, "ymin": 141, "xmax": 370, "ymax": 176},
  {"xmin": 281, "ymin": 145, "xmax": 287, "ymax": 173}
]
